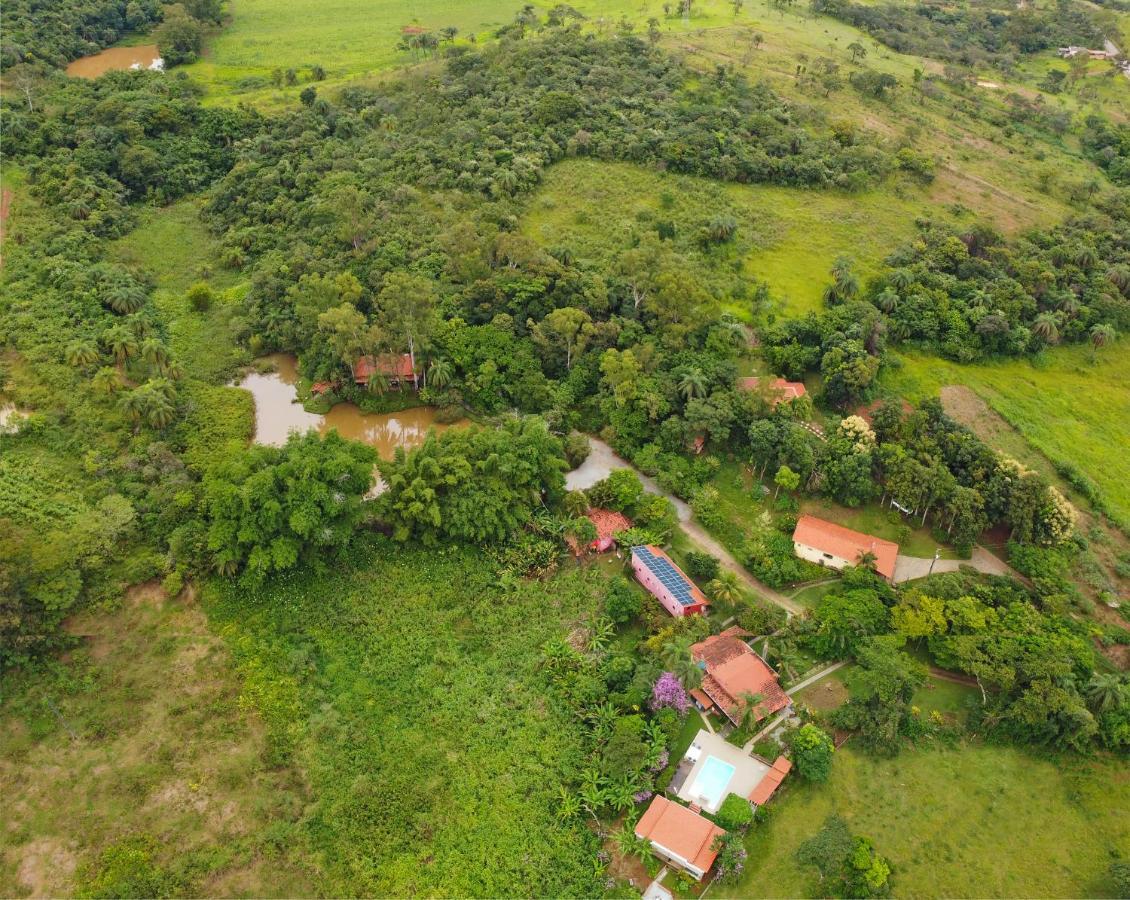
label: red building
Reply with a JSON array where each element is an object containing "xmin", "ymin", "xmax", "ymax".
[
  {"xmin": 690, "ymin": 626, "xmax": 789, "ymax": 726},
  {"xmin": 792, "ymin": 514, "xmax": 899, "ymax": 582},
  {"xmin": 568, "ymin": 508, "xmax": 631, "ymax": 555},
  {"xmin": 634, "ymin": 796, "xmax": 726, "ymax": 881},
  {"xmin": 737, "ymin": 376, "xmax": 807, "ymax": 406},
  {"xmin": 630, "ymin": 546, "xmax": 710, "ymax": 617},
  {"xmin": 353, "ymin": 353, "xmax": 421, "ymax": 390}
]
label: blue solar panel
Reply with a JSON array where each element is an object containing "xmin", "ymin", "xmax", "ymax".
[{"xmin": 633, "ymin": 546, "xmax": 699, "ymax": 606}]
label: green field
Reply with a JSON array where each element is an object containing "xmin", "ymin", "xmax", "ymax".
[
  {"xmin": 884, "ymin": 344, "xmax": 1130, "ymax": 526},
  {"xmin": 738, "ymin": 744, "xmax": 1130, "ymax": 898},
  {"xmin": 523, "ymin": 159, "xmax": 929, "ymax": 317}
]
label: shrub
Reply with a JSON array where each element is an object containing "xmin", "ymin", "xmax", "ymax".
[
  {"xmin": 684, "ymin": 551, "xmax": 721, "ymax": 582},
  {"xmin": 715, "ymin": 793, "xmax": 755, "ymax": 831},
  {"xmin": 786, "ymin": 723, "xmax": 835, "ymax": 782},
  {"xmin": 563, "ymin": 431, "xmax": 591, "ymax": 468},
  {"xmin": 185, "ymin": 281, "xmax": 214, "ymax": 312},
  {"xmin": 161, "ymin": 570, "xmax": 184, "ymax": 599},
  {"xmin": 605, "ymin": 579, "xmax": 642, "ymax": 625}
]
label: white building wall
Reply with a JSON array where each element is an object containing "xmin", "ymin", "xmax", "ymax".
[{"xmin": 793, "ymin": 541, "xmax": 852, "ymax": 572}]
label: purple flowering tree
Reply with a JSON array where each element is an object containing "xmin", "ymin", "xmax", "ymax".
[{"xmin": 651, "ymin": 671, "xmax": 690, "ymax": 714}]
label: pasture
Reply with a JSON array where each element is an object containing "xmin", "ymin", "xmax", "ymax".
[
  {"xmin": 737, "ymin": 743, "xmax": 1130, "ymax": 898},
  {"xmin": 884, "ymin": 344, "xmax": 1130, "ymax": 527}
]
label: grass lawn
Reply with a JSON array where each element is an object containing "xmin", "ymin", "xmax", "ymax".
[
  {"xmin": 883, "ymin": 344, "xmax": 1130, "ymax": 527},
  {"xmin": 737, "ymin": 743, "xmax": 1130, "ymax": 898},
  {"xmin": 788, "ymin": 581, "xmax": 841, "ymax": 610}
]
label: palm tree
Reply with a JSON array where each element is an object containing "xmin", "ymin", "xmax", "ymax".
[
  {"xmin": 103, "ymin": 283, "xmax": 147, "ymax": 315},
  {"xmin": 661, "ymin": 635, "xmax": 703, "ymax": 688},
  {"xmin": 1055, "ymin": 292, "xmax": 1081, "ymax": 319},
  {"xmin": 705, "ymin": 214, "xmax": 738, "ymax": 243},
  {"xmin": 102, "ymin": 327, "xmax": 138, "ymax": 368},
  {"xmin": 679, "ymin": 367, "xmax": 708, "ymax": 401},
  {"xmin": 1073, "ymin": 245, "xmax": 1098, "ymax": 271},
  {"xmin": 875, "ymin": 288, "xmax": 899, "ymax": 313},
  {"xmin": 117, "ymin": 389, "xmax": 146, "ymax": 425},
  {"xmin": 824, "ymin": 256, "xmax": 859, "ymax": 304},
  {"xmin": 708, "ymin": 570, "xmax": 743, "ymax": 608},
  {"xmin": 736, "ymin": 690, "xmax": 766, "ymax": 733},
  {"xmin": 140, "ymin": 338, "xmax": 170, "ymax": 371},
  {"xmin": 1090, "ymin": 322, "xmax": 1117, "ymax": 352},
  {"xmin": 143, "ymin": 393, "xmax": 176, "ymax": 429},
  {"xmin": 1031, "ymin": 311, "xmax": 1061, "ymax": 344},
  {"xmin": 889, "ymin": 268, "xmax": 914, "ymax": 292},
  {"xmin": 365, "ymin": 369, "xmax": 390, "ymax": 396},
  {"xmin": 1106, "ymin": 264, "xmax": 1130, "ymax": 295},
  {"xmin": 66, "ymin": 340, "xmax": 100, "ymax": 368},
  {"xmin": 1084, "ymin": 673, "xmax": 1126, "ymax": 713},
  {"xmin": 428, "ymin": 357, "xmax": 453, "ymax": 390},
  {"xmin": 91, "ymin": 366, "xmax": 124, "ymax": 396},
  {"xmin": 856, "ymin": 549, "xmax": 878, "ymax": 571},
  {"xmin": 564, "ymin": 490, "xmax": 590, "ymax": 518}
]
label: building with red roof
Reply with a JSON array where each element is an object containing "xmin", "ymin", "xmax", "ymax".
[
  {"xmin": 631, "ymin": 546, "xmax": 710, "ymax": 618},
  {"xmin": 690, "ymin": 627, "xmax": 789, "ymax": 727},
  {"xmin": 634, "ymin": 795, "xmax": 726, "ymax": 881},
  {"xmin": 748, "ymin": 755, "xmax": 792, "ymax": 806},
  {"xmin": 792, "ymin": 514, "xmax": 899, "ymax": 581},
  {"xmin": 737, "ymin": 376, "xmax": 807, "ymax": 406},
  {"xmin": 353, "ymin": 353, "xmax": 420, "ymax": 390}
]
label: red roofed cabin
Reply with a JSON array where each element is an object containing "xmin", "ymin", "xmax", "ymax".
[
  {"xmin": 631, "ymin": 546, "xmax": 710, "ymax": 617},
  {"xmin": 353, "ymin": 353, "xmax": 421, "ymax": 390},
  {"xmin": 578, "ymin": 508, "xmax": 631, "ymax": 554},
  {"xmin": 792, "ymin": 514, "xmax": 899, "ymax": 581},
  {"xmin": 749, "ymin": 755, "xmax": 793, "ymax": 807},
  {"xmin": 634, "ymin": 795, "xmax": 726, "ymax": 881},
  {"xmin": 690, "ymin": 626, "xmax": 790, "ymax": 727},
  {"xmin": 738, "ymin": 376, "xmax": 807, "ymax": 407}
]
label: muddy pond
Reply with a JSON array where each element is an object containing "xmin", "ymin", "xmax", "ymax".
[
  {"xmin": 66, "ymin": 44, "xmax": 162, "ymax": 78},
  {"xmin": 238, "ymin": 353, "xmax": 466, "ymax": 459}
]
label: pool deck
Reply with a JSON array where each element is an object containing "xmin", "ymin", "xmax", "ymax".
[{"xmin": 675, "ymin": 729, "xmax": 770, "ymax": 814}]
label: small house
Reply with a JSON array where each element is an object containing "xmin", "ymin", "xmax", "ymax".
[
  {"xmin": 792, "ymin": 514, "xmax": 899, "ymax": 581},
  {"xmin": 737, "ymin": 376, "xmax": 807, "ymax": 407},
  {"xmin": 630, "ymin": 546, "xmax": 710, "ymax": 617},
  {"xmin": 749, "ymin": 756, "xmax": 793, "ymax": 807},
  {"xmin": 353, "ymin": 353, "xmax": 421, "ymax": 390},
  {"xmin": 690, "ymin": 626, "xmax": 789, "ymax": 727},
  {"xmin": 634, "ymin": 795, "xmax": 726, "ymax": 881}
]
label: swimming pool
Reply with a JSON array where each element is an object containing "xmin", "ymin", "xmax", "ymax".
[{"xmin": 688, "ymin": 755, "xmax": 736, "ymax": 810}]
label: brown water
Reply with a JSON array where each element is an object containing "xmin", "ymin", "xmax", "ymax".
[
  {"xmin": 239, "ymin": 353, "xmax": 464, "ymax": 459},
  {"xmin": 66, "ymin": 44, "xmax": 161, "ymax": 78}
]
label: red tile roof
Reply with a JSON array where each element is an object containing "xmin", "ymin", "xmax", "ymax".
[
  {"xmin": 691, "ymin": 629, "xmax": 788, "ymax": 726},
  {"xmin": 689, "ymin": 688, "xmax": 716, "ymax": 711},
  {"xmin": 586, "ymin": 508, "xmax": 632, "ymax": 541},
  {"xmin": 737, "ymin": 376, "xmax": 807, "ymax": 405},
  {"xmin": 792, "ymin": 514, "xmax": 899, "ymax": 580},
  {"xmin": 748, "ymin": 755, "xmax": 793, "ymax": 806},
  {"xmin": 310, "ymin": 381, "xmax": 335, "ymax": 396},
  {"xmin": 635, "ymin": 796, "xmax": 726, "ymax": 875},
  {"xmin": 353, "ymin": 353, "xmax": 418, "ymax": 383}
]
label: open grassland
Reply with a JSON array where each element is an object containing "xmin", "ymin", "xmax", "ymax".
[
  {"xmin": 523, "ymin": 159, "xmax": 928, "ymax": 316},
  {"xmin": 737, "ymin": 743, "xmax": 1130, "ymax": 898},
  {"xmin": 0, "ymin": 585, "xmax": 317, "ymax": 897},
  {"xmin": 202, "ymin": 539, "xmax": 604, "ymax": 897},
  {"xmin": 883, "ymin": 343, "xmax": 1130, "ymax": 527}
]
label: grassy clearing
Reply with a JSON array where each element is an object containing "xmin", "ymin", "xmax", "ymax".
[
  {"xmin": 737, "ymin": 743, "xmax": 1130, "ymax": 898},
  {"xmin": 883, "ymin": 343, "xmax": 1130, "ymax": 526},
  {"xmin": 202, "ymin": 538, "xmax": 604, "ymax": 897},
  {"xmin": 0, "ymin": 585, "xmax": 316, "ymax": 897},
  {"xmin": 523, "ymin": 159, "xmax": 928, "ymax": 317}
]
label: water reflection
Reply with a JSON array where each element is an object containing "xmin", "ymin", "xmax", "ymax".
[
  {"xmin": 238, "ymin": 353, "xmax": 465, "ymax": 459},
  {"xmin": 66, "ymin": 45, "xmax": 162, "ymax": 78}
]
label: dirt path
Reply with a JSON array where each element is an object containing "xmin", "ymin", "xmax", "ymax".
[
  {"xmin": 928, "ymin": 665, "xmax": 978, "ymax": 687},
  {"xmin": 567, "ymin": 438, "xmax": 803, "ymax": 616},
  {"xmin": 893, "ymin": 546, "xmax": 1015, "ymax": 583}
]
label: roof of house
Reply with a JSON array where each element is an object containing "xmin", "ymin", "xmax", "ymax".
[
  {"xmin": 737, "ymin": 376, "xmax": 807, "ymax": 404},
  {"xmin": 690, "ymin": 626, "xmax": 754, "ymax": 669},
  {"xmin": 635, "ymin": 796, "xmax": 726, "ymax": 873},
  {"xmin": 701, "ymin": 653, "xmax": 790, "ymax": 724},
  {"xmin": 748, "ymin": 755, "xmax": 793, "ymax": 806},
  {"xmin": 310, "ymin": 381, "xmax": 335, "ymax": 395},
  {"xmin": 792, "ymin": 514, "xmax": 899, "ymax": 580},
  {"xmin": 586, "ymin": 508, "xmax": 632, "ymax": 541},
  {"xmin": 631, "ymin": 546, "xmax": 709, "ymax": 609},
  {"xmin": 353, "ymin": 353, "xmax": 418, "ymax": 382},
  {"xmin": 689, "ymin": 687, "xmax": 716, "ymax": 711}
]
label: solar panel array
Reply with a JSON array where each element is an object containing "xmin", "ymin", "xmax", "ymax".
[{"xmin": 634, "ymin": 546, "xmax": 699, "ymax": 606}]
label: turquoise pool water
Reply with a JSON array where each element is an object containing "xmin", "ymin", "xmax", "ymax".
[{"xmin": 690, "ymin": 755, "xmax": 736, "ymax": 809}]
